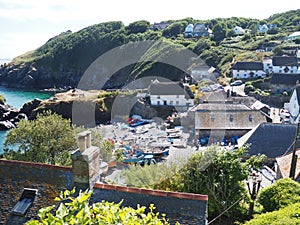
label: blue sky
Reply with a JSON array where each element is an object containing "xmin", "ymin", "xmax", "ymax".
[{"xmin": 0, "ymin": 0, "xmax": 299, "ymax": 59}]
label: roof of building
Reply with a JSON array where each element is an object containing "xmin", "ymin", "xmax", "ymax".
[
  {"xmin": 276, "ymin": 149, "xmax": 300, "ymax": 180},
  {"xmin": 288, "ymin": 31, "xmax": 300, "ymax": 38},
  {"xmin": 0, "ymin": 159, "xmax": 72, "ymax": 224},
  {"xmin": 238, "ymin": 123, "xmax": 299, "ymax": 158},
  {"xmin": 272, "ymin": 56, "xmax": 298, "ymax": 67},
  {"xmin": 231, "ymin": 62, "xmax": 263, "ymax": 70},
  {"xmin": 193, "ymin": 103, "xmax": 250, "ymax": 111},
  {"xmin": 270, "ymin": 73, "xmax": 300, "ymax": 86},
  {"xmin": 149, "ymin": 82, "xmax": 193, "ymax": 98}
]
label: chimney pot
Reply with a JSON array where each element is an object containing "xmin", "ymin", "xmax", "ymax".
[{"xmin": 78, "ymin": 133, "xmax": 86, "ymax": 152}]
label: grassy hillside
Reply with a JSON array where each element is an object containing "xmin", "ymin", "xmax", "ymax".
[{"xmin": 10, "ymin": 9, "xmax": 300, "ymax": 87}]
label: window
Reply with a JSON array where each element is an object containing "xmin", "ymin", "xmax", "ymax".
[
  {"xmin": 170, "ymin": 100, "xmax": 173, "ymax": 105},
  {"xmin": 176, "ymin": 101, "xmax": 179, "ymax": 105},
  {"xmin": 176, "ymin": 95, "xmax": 179, "ymax": 98},
  {"xmin": 249, "ymin": 114, "xmax": 253, "ymax": 122},
  {"xmin": 157, "ymin": 96, "xmax": 160, "ymax": 99},
  {"xmin": 279, "ymin": 70, "xmax": 282, "ymax": 73},
  {"xmin": 211, "ymin": 114, "xmax": 215, "ymax": 122},
  {"xmin": 229, "ymin": 115, "xmax": 234, "ymax": 122},
  {"xmin": 157, "ymin": 101, "xmax": 160, "ymax": 105}
]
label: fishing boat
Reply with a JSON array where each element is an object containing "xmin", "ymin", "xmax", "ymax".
[{"xmin": 143, "ymin": 146, "xmax": 169, "ymax": 157}]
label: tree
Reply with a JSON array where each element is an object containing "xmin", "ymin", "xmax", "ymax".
[
  {"xmin": 162, "ymin": 22, "xmax": 187, "ymax": 37},
  {"xmin": 212, "ymin": 22, "xmax": 228, "ymax": 43},
  {"xmin": 26, "ymin": 189, "xmax": 173, "ymax": 225},
  {"xmin": 156, "ymin": 146, "xmax": 266, "ymax": 220},
  {"xmin": 126, "ymin": 20, "xmax": 150, "ymax": 34},
  {"xmin": 258, "ymin": 178, "xmax": 300, "ymax": 212},
  {"xmin": 4, "ymin": 111, "xmax": 76, "ymax": 166},
  {"xmin": 272, "ymin": 46, "xmax": 284, "ymax": 56}
]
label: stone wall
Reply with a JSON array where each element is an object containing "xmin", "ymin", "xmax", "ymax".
[{"xmin": 91, "ymin": 183, "xmax": 208, "ymax": 225}]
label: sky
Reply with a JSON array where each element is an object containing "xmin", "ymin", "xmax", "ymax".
[{"xmin": 0, "ymin": 0, "xmax": 299, "ymax": 59}]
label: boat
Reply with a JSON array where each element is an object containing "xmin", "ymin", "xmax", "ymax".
[{"xmin": 143, "ymin": 146, "xmax": 169, "ymax": 157}]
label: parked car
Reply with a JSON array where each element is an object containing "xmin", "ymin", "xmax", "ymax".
[{"xmin": 230, "ymin": 80, "xmax": 243, "ymax": 86}]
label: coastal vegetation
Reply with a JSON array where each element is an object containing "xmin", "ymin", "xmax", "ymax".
[
  {"xmin": 1, "ymin": 9, "xmax": 298, "ymax": 89},
  {"xmin": 122, "ymin": 146, "xmax": 266, "ymax": 223},
  {"xmin": 26, "ymin": 189, "xmax": 173, "ymax": 225},
  {"xmin": 0, "ymin": 94, "xmax": 5, "ymax": 104},
  {"xmin": 4, "ymin": 111, "xmax": 76, "ymax": 165}
]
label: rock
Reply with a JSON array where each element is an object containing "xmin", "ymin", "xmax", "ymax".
[
  {"xmin": 20, "ymin": 98, "xmax": 42, "ymax": 118},
  {"xmin": 2, "ymin": 109, "xmax": 19, "ymax": 121},
  {"xmin": 0, "ymin": 121, "xmax": 15, "ymax": 130}
]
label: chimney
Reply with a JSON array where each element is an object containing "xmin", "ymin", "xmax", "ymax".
[
  {"xmin": 78, "ymin": 133, "xmax": 87, "ymax": 151},
  {"xmin": 86, "ymin": 131, "xmax": 91, "ymax": 148},
  {"xmin": 72, "ymin": 131, "xmax": 100, "ymax": 190}
]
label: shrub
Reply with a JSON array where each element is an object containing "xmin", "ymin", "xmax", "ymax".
[
  {"xmin": 258, "ymin": 178, "xmax": 300, "ymax": 212},
  {"xmin": 0, "ymin": 94, "xmax": 5, "ymax": 104},
  {"xmin": 244, "ymin": 203, "xmax": 300, "ymax": 225},
  {"xmin": 27, "ymin": 189, "xmax": 173, "ymax": 225}
]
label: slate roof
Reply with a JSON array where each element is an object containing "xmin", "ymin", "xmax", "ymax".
[
  {"xmin": 270, "ymin": 73, "xmax": 300, "ymax": 86},
  {"xmin": 0, "ymin": 160, "xmax": 72, "ymax": 225},
  {"xmin": 194, "ymin": 103, "xmax": 250, "ymax": 111},
  {"xmin": 231, "ymin": 62, "xmax": 263, "ymax": 70},
  {"xmin": 272, "ymin": 56, "xmax": 298, "ymax": 67},
  {"xmin": 238, "ymin": 123, "xmax": 299, "ymax": 159},
  {"xmin": 149, "ymin": 82, "xmax": 194, "ymax": 98}
]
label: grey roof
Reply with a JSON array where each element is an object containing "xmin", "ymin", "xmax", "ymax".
[
  {"xmin": 272, "ymin": 56, "xmax": 298, "ymax": 67},
  {"xmin": 231, "ymin": 62, "xmax": 263, "ymax": 70},
  {"xmin": 194, "ymin": 103, "xmax": 250, "ymax": 111},
  {"xmin": 149, "ymin": 82, "xmax": 193, "ymax": 98},
  {"xmin": 238, "ymin": 123, "xmax": 299, "ymax": 158},
  {"xmin": 270, "ymin": 73, "xmax": 300, "ymax": 86}
]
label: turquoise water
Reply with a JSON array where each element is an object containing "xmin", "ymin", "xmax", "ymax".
[{"xmin": 0, "ymin": 86, "xmax": 52, "ymax": 154}]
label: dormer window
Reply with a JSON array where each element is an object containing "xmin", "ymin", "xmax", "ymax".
[
  {"xmin": 157, "ymin": 96, "xmax": 160, "ymax": 99},
  {"xmin": 11, "ymin": 188, "xmax": 38, "ymax": 216},
  {"xmin": 229, "ymin": 115, "xmax": 234, "ymax": 122}
]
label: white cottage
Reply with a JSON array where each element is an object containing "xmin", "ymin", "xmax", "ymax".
[
  {"xmin": 233, "ymin": 26, "xmax": 245, "ymax": 35},
  {"xmin": 149, "ymin": 81, "xmax": 194, "ymax": 107},
  {"xmin": 271, "ymin": 56, "xmax": 299, "ymax": 74},
  {"xmin": 285, "ymin": 86, "xmax": 300, "ymax": 123},
  {"xmin": 231, "ymin": 62, "xmax": 266, "ymax": 79}
]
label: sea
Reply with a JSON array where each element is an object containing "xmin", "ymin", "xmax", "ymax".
[{"xmin": 0, "ymin": 58, "xmax": 52, "ymax": 154}]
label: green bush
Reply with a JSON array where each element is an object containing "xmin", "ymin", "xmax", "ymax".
[
  {"xmin": 0, "ymin": 94, "xmax": 5, "ymax": 104},
  {"xmin": 244, "ymin": 203, "xmax": 300, "ymax": 225},
  {"xmin": 27, "ymin": 189, "xmax": 173, "ymax": 225},
  {"xmin": 244, "ymin": 84, "xmax": 255, "ymax": 94},
  {"xmin": 258, "ymin": 178, "xmax": 300, "ymax": 212}
]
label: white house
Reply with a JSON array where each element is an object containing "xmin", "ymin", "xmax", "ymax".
[
  {"xmin": 233, "ymin": 26, "xmax": 245, "ymax": 35},
  {"xmin": 184, "ymin": 24, "xmax": 194, "ymax": 37},
  {"xmin": 149, "ymin": 81, "xmax": 194, "ymax": 107},
  {"xmin": 286, "ymin": 31, "xmax": 300, "ymax": 40},
  {"xmin": 189, "ymin": 65, "xmax": 220, "ymax": 82},
  {"xmin": 285, "ymin": 86, "xmax": 300, "ymax": 123},
  {"xmin": 231, "ymin": 62, "xmax": 266, "ymax": 79},
  {"xmin": 263, "ymin": 58, "xmax": 273, "ymax": 74},
  {"xmin": 272, "ymin": 56, "xmax": 299, "ymax": 74},
  {"xmin": 257, "ymin": 24, "xmax": 269, "ymax": 33}
]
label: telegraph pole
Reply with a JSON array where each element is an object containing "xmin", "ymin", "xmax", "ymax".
[{"xmin": 289, "ymin": 122, "xmax": 300, "ymax": 179}]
